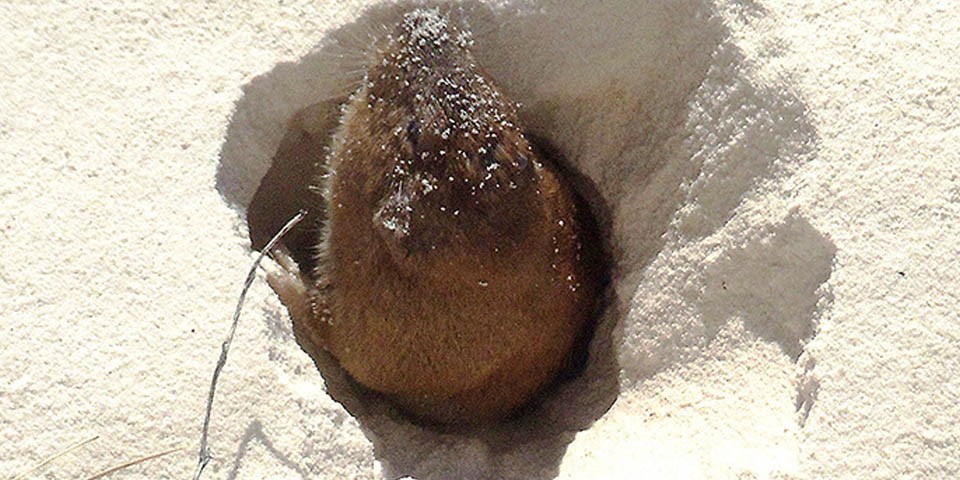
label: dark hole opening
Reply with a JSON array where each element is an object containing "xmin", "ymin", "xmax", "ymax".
[{"xmin": 247, "ymin": 100, "xmax": 616, "ymax": 430}]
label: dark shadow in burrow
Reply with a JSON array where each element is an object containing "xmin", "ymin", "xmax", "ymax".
[{"xmin": 215, "ymin": 0, "xmax": 821, "ymax": 478}]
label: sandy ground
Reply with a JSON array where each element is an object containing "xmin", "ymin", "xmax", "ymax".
[{"xmin": 2, "ymin": 0, "xmax": 958, "ymax": 478}]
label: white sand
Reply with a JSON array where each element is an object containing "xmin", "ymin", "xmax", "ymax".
[{"xmin": 2, "ymin": 0, "xmax": 957, "ymax": 478}]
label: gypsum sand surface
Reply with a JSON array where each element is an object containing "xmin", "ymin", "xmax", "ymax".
[{"xmin": 1, "ymin": 0, "xmax": 958, "ymax": 478}]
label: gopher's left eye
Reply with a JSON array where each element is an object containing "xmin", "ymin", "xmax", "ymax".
[
  {"xmin": 481, "ymin": 143, "xmax": 498, "ymax": 166},
  {"xmin": 406, "ymin": 120, "xmax": 420, "ymax": 145}
]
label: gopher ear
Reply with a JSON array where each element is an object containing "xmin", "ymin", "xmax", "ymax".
[{"xmin": 373, "ymin": 182, "xmax": 415, "ymax": 263}]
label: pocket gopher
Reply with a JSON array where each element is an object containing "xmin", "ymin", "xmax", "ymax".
[{"xmin": 267, "ymin": 8, "xmax": 604, "ymax": 425}]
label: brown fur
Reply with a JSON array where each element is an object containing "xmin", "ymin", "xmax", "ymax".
[{"xmin": 274, "ymin": 9, "xmax": 603, "ymax": 425}]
